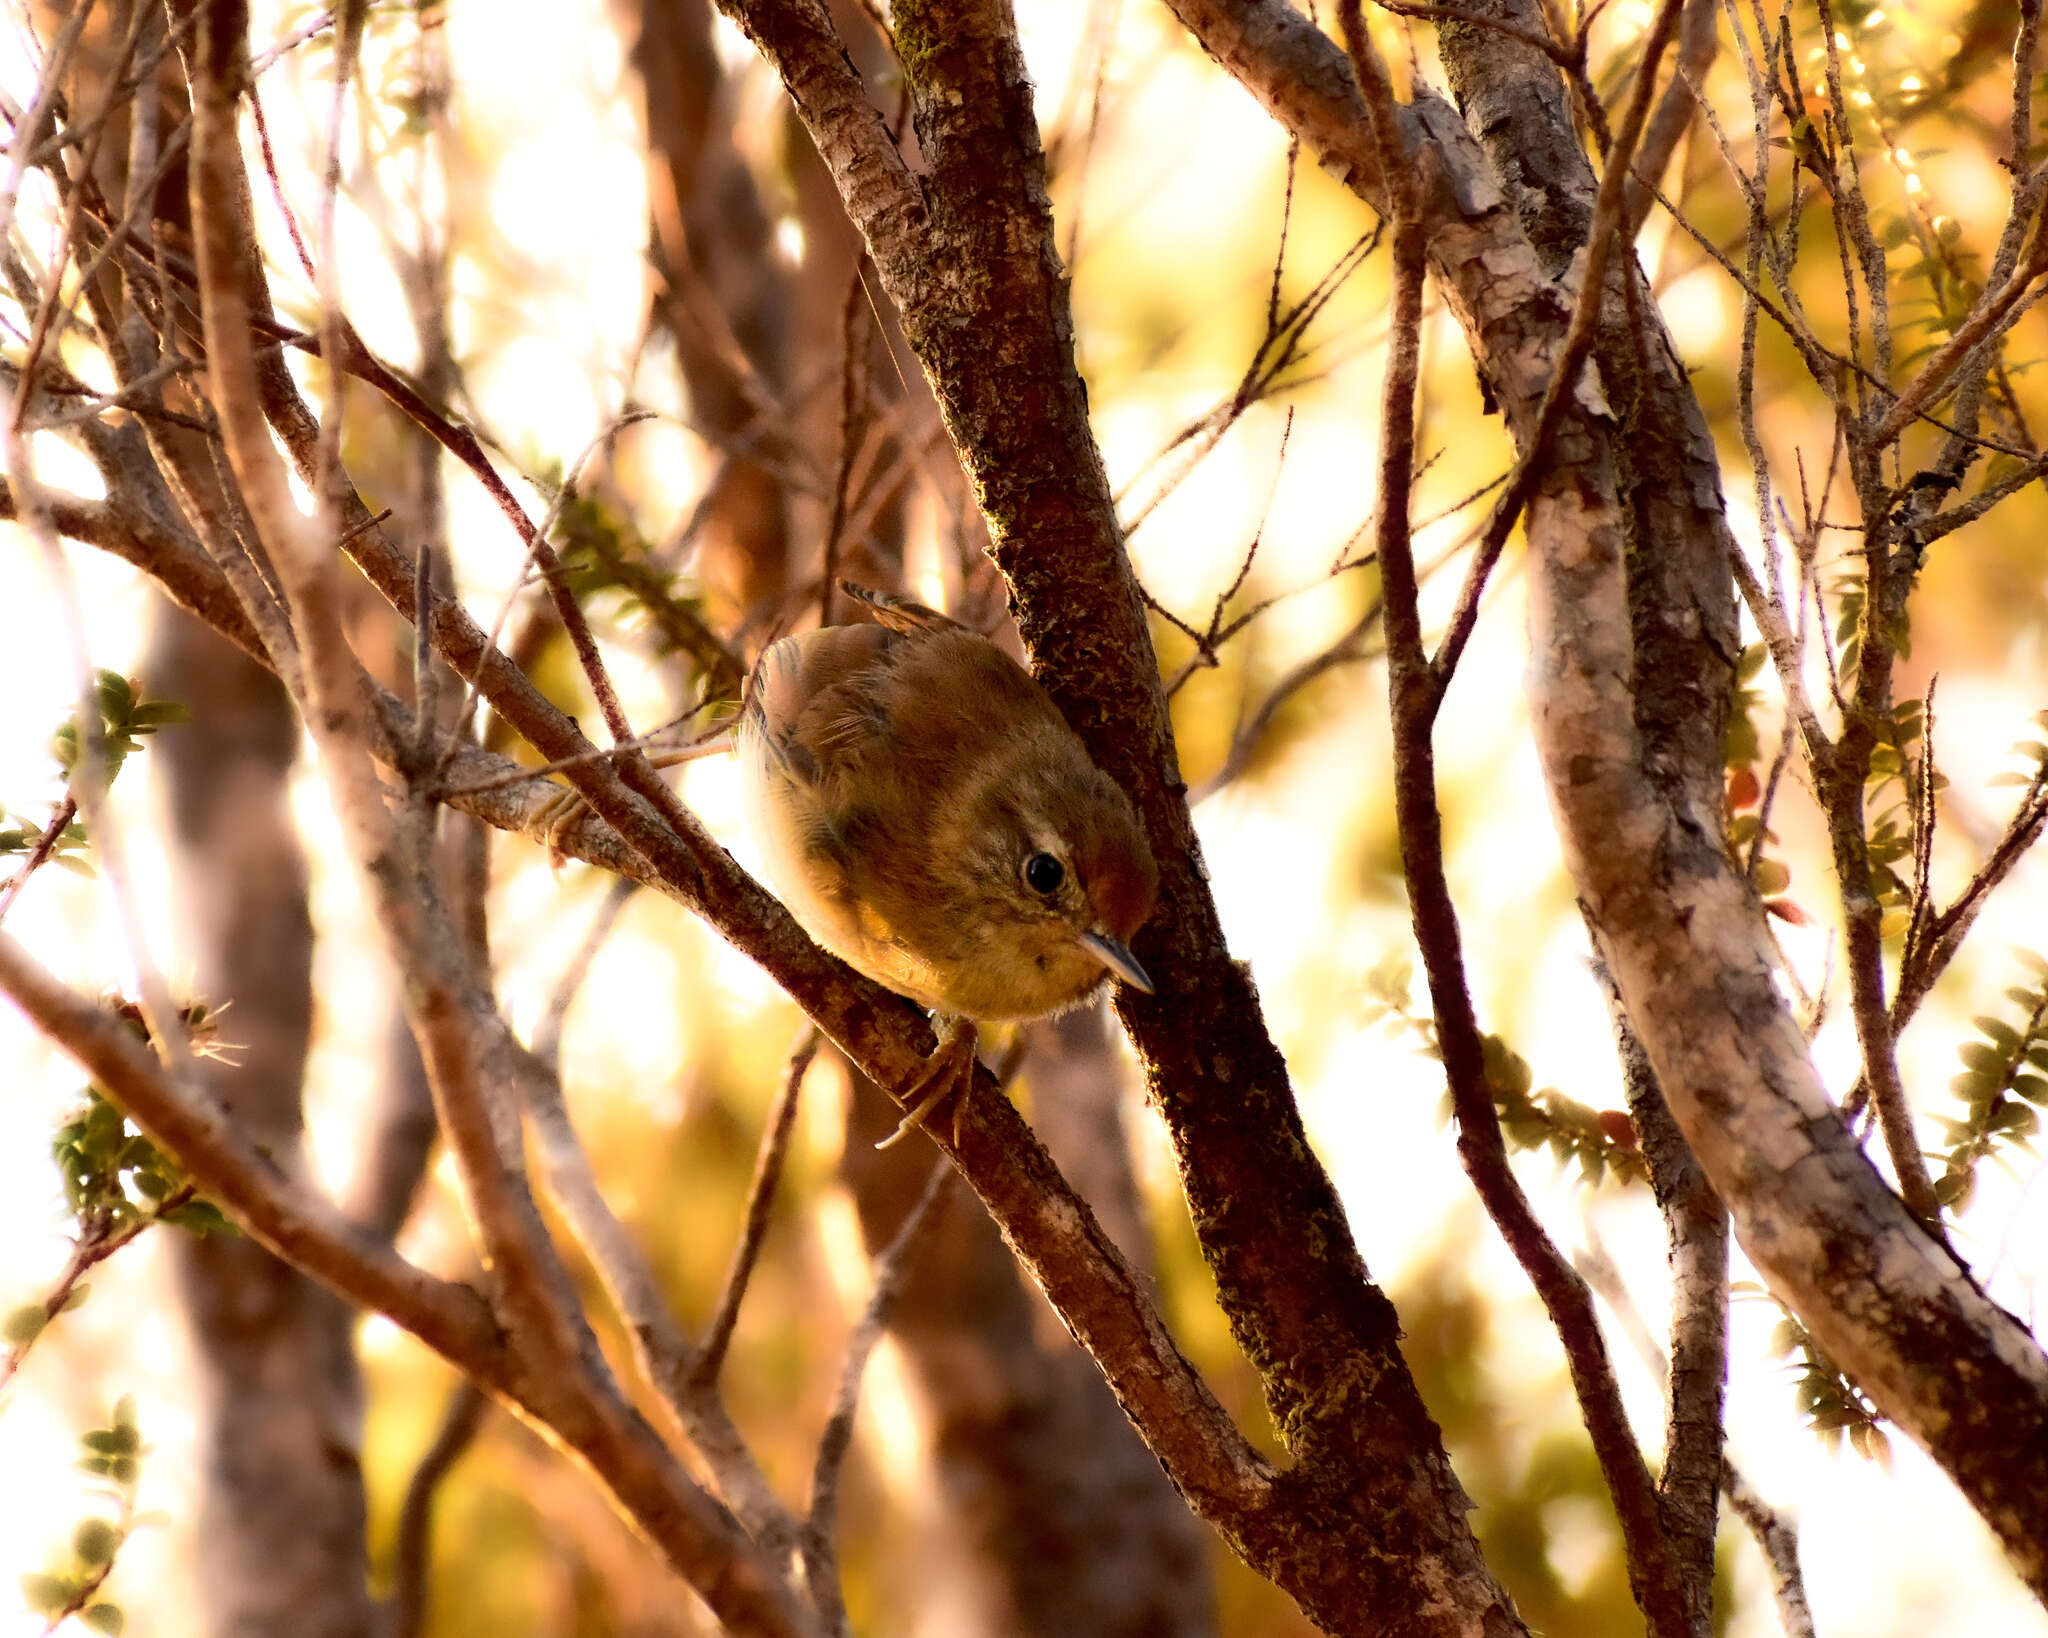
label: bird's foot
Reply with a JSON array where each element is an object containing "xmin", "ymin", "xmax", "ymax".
[
  {"xmin": 876, "ymin": 1017, "xmax": 979, "ymax": 1150},
  {"xmin": 528, "ymin": 734, "xmax": 733, "ymax": 863}
]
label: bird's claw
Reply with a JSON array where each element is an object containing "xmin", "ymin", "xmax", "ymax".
[
  {"xmin": 528, "ymin": 736, "xmax": 734, "ymax": 865},
  {"xmin": 876, "ymin": 1018, "xmax": 979, "ymax": 1150}
]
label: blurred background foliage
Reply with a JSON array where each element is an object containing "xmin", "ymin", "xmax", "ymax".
[{"xmin": 2, "ymin": 0, "xmax": 2046, "ymax": 1634}]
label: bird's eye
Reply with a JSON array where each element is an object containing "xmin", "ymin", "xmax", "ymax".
[{"xmin": 1024, "ymin": 852, "xmax": 1064, "ymax": 895}]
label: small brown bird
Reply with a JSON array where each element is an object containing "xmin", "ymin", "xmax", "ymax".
[{"xmin": 739, "ymin": 584, "xmax": 1159, "ymax": 1145}]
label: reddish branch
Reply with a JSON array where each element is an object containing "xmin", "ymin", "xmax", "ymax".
[
  {"xmin": 1338, "ymin": 2, "xmax": 1698, "ymax": 1630},
  {"xmin": 0, "ymin": 795, "xmax": 79, "ymax": 930}
]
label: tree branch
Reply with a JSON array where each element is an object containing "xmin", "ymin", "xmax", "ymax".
[
  {"xmin": 1341, "ymin": 3, "xmax": 1693, "ymax": 1627},
  {"xmin": 0, "ymin": 932, "xmax": 500, "ymax": 1370},
  {"xmin": 1159, "ymin": 0, "xmax": 2048, "ymax": 1597}
]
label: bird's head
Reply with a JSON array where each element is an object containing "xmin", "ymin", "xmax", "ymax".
[{"xmin": 957, "ymin": 750, "xmax": 1158, "ymax": 1018}]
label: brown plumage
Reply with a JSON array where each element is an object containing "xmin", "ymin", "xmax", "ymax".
[{"xmin": 739, "ymin": 585, "xmax": 1159, "ymax": 1028}]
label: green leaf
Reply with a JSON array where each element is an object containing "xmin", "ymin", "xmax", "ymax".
[
  {"xmin": 20, "ymin": 1572, "xmax": 74, "ymax": 1614},
  {"xmin": 82, "ymin": 1429, "xmax": 135, "ymax": 1456},
  {"xmin": 73, "ymin": 1517, "xmax": 120, "ymax": 1566},
  {"xmin": 160, "ymin": 1200, "xmax": 232, "ymax": 1236},
  {"xmin": 81, "ymin": 1603, "xmax": 126, "ymax": 1635},
  {"xmin": 111, "ymin": 1394, "xmax": 137, "ymax": 1432},
  {"xmin": 3, "ymin": 1303, "xmax": 48, "ymax": 1344},
  {"xmin": 94, "ymin": 671, "xmax": 134, "ymax": 722},
  {"xmin": 1996, "ymin": 1102, "xmax": 2039, "ymax": 1136},
  {"xmin": 1973, "ymin": 1017, "xmax": 2022, "ymax": 1052},
  {"xmin": 1752, "ymin": 857, "xmax": 1791, "ymax": 894}
]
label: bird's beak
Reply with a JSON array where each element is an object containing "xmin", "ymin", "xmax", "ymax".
[{"xmin": 1080, "ymin": 930, "xmax": 1155, "ymax": 994}]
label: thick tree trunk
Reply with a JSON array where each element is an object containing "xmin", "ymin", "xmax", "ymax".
[{"xmin": 150, "ymin": 604, "xmax": 376, "ymax": 1638}]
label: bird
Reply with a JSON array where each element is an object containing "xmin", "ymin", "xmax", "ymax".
[{"xmin": 738, "ymin": 582, "xmax": 1159, "ymax": 1146}]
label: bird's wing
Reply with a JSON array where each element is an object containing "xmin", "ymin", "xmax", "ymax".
[
  {"xmin": 744, "ymin": 620, "xmax": 899, "ymax": 793},
  {"xmin": 836, "ymin": 581, "xmax": 974, "ymax": 640}
]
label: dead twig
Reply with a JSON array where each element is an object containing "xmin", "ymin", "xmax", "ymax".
[{"xmin": 696, "ymin": 1028, "xmax": 822, "ymax": 1385}]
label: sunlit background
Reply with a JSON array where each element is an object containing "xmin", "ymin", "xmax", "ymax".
[{"xmin": 3, "ymin": 0, "xmax": 2046, "ymax": 1633}]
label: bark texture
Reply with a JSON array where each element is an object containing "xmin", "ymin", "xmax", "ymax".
[
  {"xmin": 1157, "ymin": 0, "xmax": 2048, "ymax": 1595},
  {"xmin": 713, "ymin": 0, "xmax": 1528, "ymax": 1628}
]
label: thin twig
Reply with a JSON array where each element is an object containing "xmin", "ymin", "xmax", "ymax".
[
  {"xmin": 1888, "ymin": 771, "xmax": 2048, "ymax": 1040},
  {"xmin": 9, "ymin": 10, "xmax": 152, "ymax": 419},
  {"xmin": 1812, "ymin": 0, "xmax": 1890, "ymax": 385},
  {"xmin": 0, "ymin": 0, "xmax": 101, "ymax": 258},
  {"xmin": 819, "ymin": 261, "xmax": 873, "ymax": 629},
  {"xmin": 6, "ymin": 371, "xmax": 193, "ymax": 1079},
  {"xmin": 389, "ymin": 1380, "xmax": 488, "ymax": 1638},
  {"xmin": 531, "ymin": 876, "xmax": 639, "ymax": 1071},
  {"xmin": 1866, "ymin": 228, "xmax": 2048, "ymax": 449},
  {"xmin": 1623, "ymin": 0, "xmax": 1717, "ymax": 236},
  {"xmin": 250, "ymin": 7, "xmax": 341, "ymax": 75},
  {"xmin": 696, "ymin": 1028, "xmax": 821, "ymax": 1385},
  {"xmin": 0, "ymin": 794, "xmax": 77, "ymax": 930},
  {"xmin": 1586, "ymin": 942, "xmax": 1727, "ymax": 1622},
  {"xmin": 410, "ymin": 542, "xmax": 438, "ymax": 770},
  {"xmin": 1340, "ymin": 2, "xmax": 1696, "ymax": 1630},
  {"xmin": 510, "ymin": 1019, "xmax": 819, "ymax": 1596},
  {"xmin": 1720, "ymin": 1461, "xmax": 1817, "ymax": 1638},
  {"xmin": 435, "ymin": 409, "xmax": 659, "ymax": 776},
  {"xmin": 0, "ymin": 1185, "xmax": 196, "ymax": 1395},
  {"xmin": 1188, "ymin": 597, "xmax": 1385, "ymax": 802},
  {"xmin": 1118, "ymin": 232, "xmax": 1379, "ymax": 538},
  {"xmin": 428, "ymin": 714, "xmax": 728, "ymax": 803},
  {"xmin": 1155, "ymin": 411, "xmax": 1293, "ymax": 695},
  {"xmin": 805, "ymin": 1157, "xmax": 953, "ymax": 1590},
  {"xmin": 1576, "ymin": 1240, "xmax": 1815, "ymax": 1638}
]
